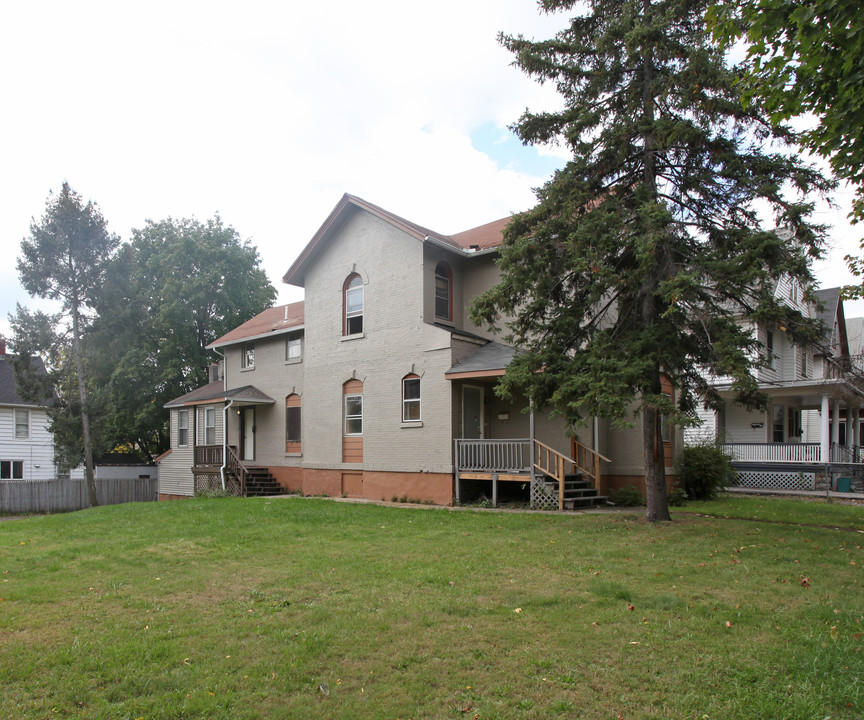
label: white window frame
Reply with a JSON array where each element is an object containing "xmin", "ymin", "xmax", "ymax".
[
  {"xmin": 14, "ymin": 409, "xmax": 30, "ymax": 440},
  {"xmin": 242, "ymin": 342, "xmax": 255, "ymax": 369},
  {"xmin": 0, "ymin": 460, "xmax": 24, "ymax": 479},
  {"xmin": 177, "ymin": 410, "xmax": 189, "ymax": 447},
  {"xmin": 402, "ymin": 377, "xmax": 421, "ymax": 422},
  {"xmin": 344, "ymin": 394, "xmax": 363, "ymax": 436},
  {"xmin": 204, "ymin": 407, "xmax": 216, "ymax": 445},
  {"xmin": 286, "ymin": 332, "xmax": 302, "ymax": 362},
  {"xmin": 345, "ymin": 275, "xmax": 364, "ymax": 335}
]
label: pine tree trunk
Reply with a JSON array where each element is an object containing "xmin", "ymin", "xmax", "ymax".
[
  {"xmin": 72, "ymin": 302, "xmax": 98, "ymax": 508},
  {"xmin": 643, "ymin": 402, "xmax": 671, "ymax": 522}
]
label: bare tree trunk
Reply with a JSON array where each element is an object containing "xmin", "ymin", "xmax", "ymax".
[{"xmin": 71, "ymin": 303, "xmax": 98, "ymax": 508}]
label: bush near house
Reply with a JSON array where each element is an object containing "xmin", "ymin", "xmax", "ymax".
[{"xmin": 677, "ymin": 442, "xmax": 735, "ymax": 500}]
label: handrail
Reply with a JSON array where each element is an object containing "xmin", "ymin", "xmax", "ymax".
[
  {"xmin": 224, "ymin": 444, "xmax": 247, "ymax": 496},
  {"xmin": 534, "ymin": 439, "xmax": 609, "ymax": 510}
]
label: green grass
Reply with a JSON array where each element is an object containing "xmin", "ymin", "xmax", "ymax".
[
  {"xmin": 679, "ymin": 492, "xmax": 864, "ymax": 531},
  {"xmin": 1, "ymin": 496, "xmax": 863, "ymax": 719}
]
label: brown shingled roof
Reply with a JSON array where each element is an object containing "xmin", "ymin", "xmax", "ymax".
[
  {"xmin": 447, "ymin": 216, "xmax": 511, "ymax": 251},
  {"xmin": 208, "ymin": 302, "xmax": 304, "ymax": 349}
]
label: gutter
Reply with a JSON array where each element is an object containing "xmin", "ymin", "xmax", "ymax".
[{"xmin": 424, "ymin": 235, "xmax": 498, "ymax": 257}]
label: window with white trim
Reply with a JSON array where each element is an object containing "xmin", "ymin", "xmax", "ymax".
[
  {"xmin": 14, "ymin": 409, "xmax": 30, "ymax": 439},
  {"xmin": 402, "ymin": 375, "xmax": 421, "ymax": 422},
  {"xmin": 285, "ymin": 332, "xmax": 302, "ymax": 361},
  {"xmin": 178, "ymin": 410, "xmax": 189, "ymax": 447},
  {"xmin": 344, "ymin": 274, "xmax": 364, "ymax": 335},
  {"xmin": 242, "ymin": 342, "xmax": 255, "ymax": 369},
  {"xmin": 345, "ymin": 393, "xmax": 363, "ymax": 435},
  {"xmin": 204, "ymin": 407, "xmax": 216, "ymax": 445},
  {"xmin": 0, "ymin": 460, "xmax": 23, "ymax": 479}
]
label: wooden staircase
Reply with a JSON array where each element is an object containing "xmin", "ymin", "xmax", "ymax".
[{"xmin": 539, "ymin": 471, "xmax": 608, "ymax": 509}]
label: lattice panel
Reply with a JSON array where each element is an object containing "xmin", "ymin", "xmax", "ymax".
[
  {"xmin": 195, "ymin": 473, "xmax": 241, "ymax": 496},
  {"xmin": 531, "ymin": 478, "xmax": 559, "ymax": 510},
  {"xmin": 735, "ymin": 471, "xmax": 815, "ymax": 491}
]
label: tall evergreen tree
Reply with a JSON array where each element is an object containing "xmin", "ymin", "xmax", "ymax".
[
  {"xmin": 17, "ymin": 183, "xmax": 120, "ymax": 506},
  {"xmin": 471, "ymin": 0, "xmax": 832, "ymax": 521}
]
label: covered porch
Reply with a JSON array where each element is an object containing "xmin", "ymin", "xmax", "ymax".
[
  {"xmin": 715, "ymin": 377, "xmax": 864, "ymax": 492},
  {"xmin": 446, "ymin": 340, "xmax": 610, "ymax": 509},
  {"xmin": 184, "ymin": 386, "xmax": 282, "ymax": 497}
]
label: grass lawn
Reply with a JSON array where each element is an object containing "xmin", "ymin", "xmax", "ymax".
[{"xmin": 1, "ymin": 496, "xmax": 862, "ymax": 719}]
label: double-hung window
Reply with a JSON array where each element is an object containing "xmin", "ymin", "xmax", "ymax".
[
  {"xmin": 434, "ymin": 262, "xmax": 452, "ymax": 321},
  {"xmin": 204, "ymin": 407, "xmax": 216, "ymax": 445},
  {"xmin": 402, "ymin": 375, "xmax": 421, "ymax": 422},
  {"xmin": 344, "ymin": 275, "xmax": 364, "ymax": 335},
  {"xmin": 178, "ymin": 410, "xmax": 189, "ymax": 447},
  {"xmin": 14, "ymin": 409, "xmax": 29, "ymax": 439},
  {"xmin": 345, "ymin": 394, "xmax": 363, "ymax": 435}
]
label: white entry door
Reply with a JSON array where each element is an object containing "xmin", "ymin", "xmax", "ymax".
[{"xmin": 240, "ymin": 407, "xmax": 255, "ymax": 460}]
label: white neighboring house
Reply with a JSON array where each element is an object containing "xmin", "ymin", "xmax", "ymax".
[
  {"xmin": 0, "ymin": 338, "xmax": 56, "ymax": 481},
  {"xmin": 685, "ymin": 284, "xmax": 864, "ymax": 491}
]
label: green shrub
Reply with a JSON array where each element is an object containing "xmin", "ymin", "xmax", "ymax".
[
  {"xmin": 667, "ymin": 486, "xmax": 688, "ymax": 506},
  {"xmin": 609, "ymin": 486, "xmax": 644, "ymax": 506},
  {"xmin": 677, "ymin": 443, "xmax": 734, "ymax": 500}
]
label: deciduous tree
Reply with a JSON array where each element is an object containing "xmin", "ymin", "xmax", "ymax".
[
  {"xmin": 471, "ymin": 0, "xmax": 831, "ymax": 521},
  {"xmin": 708, "ymin": 1, "xmax": 864, "ymax": 294},
  {"xmin": 89, "ymin": 216, "xmax": 276, "ymax": 459}
]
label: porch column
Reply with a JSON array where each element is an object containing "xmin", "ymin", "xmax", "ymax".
[
  {"xmin": 848, "ymin": 406, "xmax": 855, "ymax": 450},
  {"xmin": 820, "ymin": 395, "xmax": 830, "ymax": 463},
  {"xmin": 854, "ymin": 405, "xmax": 861, "ymax": 451},
  {"xmin": 832, "ymin": 399, "xmax": 841, "ymax": 446}
]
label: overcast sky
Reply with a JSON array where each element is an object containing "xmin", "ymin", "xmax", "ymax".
[{"xmin": 2, "ymin": 0, "xmax": 861, "ymax": 341}]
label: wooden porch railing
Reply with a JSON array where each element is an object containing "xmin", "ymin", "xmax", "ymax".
[
  {"xmin": 720, "ymin": 442, "xmax": 864, "ymax": 465},
  {"xmin": 534, "ymin": 439, "xmax": 610, "ymax": 510},
  {"xmin": 455, "ymin": 439, "xmax": 532, "ymax": 473},
  {"xmin": 193, "ymin": 444, "xmax": 247, "ymax": 495}
]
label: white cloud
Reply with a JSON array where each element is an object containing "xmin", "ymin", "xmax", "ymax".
[{"xmin": 1, "ymin": 0, "xmax": 860, "ymax": 340}]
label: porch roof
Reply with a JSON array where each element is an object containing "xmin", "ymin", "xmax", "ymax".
[
  {"xmin": 164, "ymin": 382, "xmax": 276, "ymax": 409},
  {"xmin": 446, "ymin": 341, "xmax": 515, "ymax": 380},
  {"xmin": 713, "ymin": 376, "xmax": 864, "ymax": 408}
]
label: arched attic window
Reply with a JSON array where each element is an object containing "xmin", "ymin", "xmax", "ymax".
[{"xmin": 344, "ymin": 274, "xmax": 364, "ymax": 335}]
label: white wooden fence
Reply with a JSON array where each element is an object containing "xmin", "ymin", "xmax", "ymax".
[{"xmin": 0, "ymin": 477, "xmax": 158, "ymax": 514}]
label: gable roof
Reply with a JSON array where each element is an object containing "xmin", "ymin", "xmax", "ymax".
[
  {"xmin": 208, "ymin": 302, "xmax": 305, "ymax": 349},
  {"xmin": 812, "ymin": 287, "xmax": 849, "ymax": 357},
  {"xmin": 0, "ymin": 354, "xmax": 52, "ymax": 408},
  {"xmin": 164, "ymin": 381, "xmax": 276, "ymax": 409},
  {"xmin": 282, "ymin": 193, "xmax": 511, "ymax": 287}
]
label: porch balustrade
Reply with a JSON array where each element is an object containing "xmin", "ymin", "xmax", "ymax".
[
  {"xmin": 194, "ymin": 444, "xmax": 223, "ymax": 467},
  {"xmin": 720, "ymin": 442, "xmax": 862, "ymax": 465},
  {"xmin": 455, "ymin": 439, "xmax": 532, "ymax": 473}
]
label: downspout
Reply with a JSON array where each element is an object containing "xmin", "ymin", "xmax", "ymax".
[
  {"xmin": 211, "ymin": 347, "xmax": 229, "ymax": 491},
  {"xmin": 221, "ymin": 399, "xmax": 234, "ymax": 491}
]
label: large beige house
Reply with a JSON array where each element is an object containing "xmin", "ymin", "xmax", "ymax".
[{"xmin": 158, "ymin": 194, "xmax": 678, "ymax": 508}]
